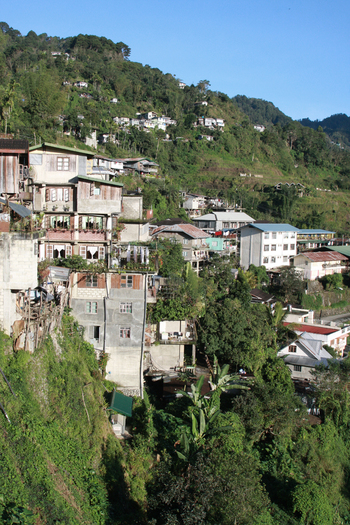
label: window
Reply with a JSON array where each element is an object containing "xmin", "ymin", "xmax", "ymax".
[
  {"xmin": 120, "ymin": 328, "xmax": 131, "ymax": 338},
  {"xmin": 293, "ymin": 365, "xmax": 302, "ymax": 372},
  {"xmin": 289, "ymin": 345, "xmax": 297, "ymax": 353},
  {"xmin": 86, "ymin": 301, "xmax": 98, "ymax": 314},
  {"xmin": 183, "ymin": 251, "xmax": 188, "ymax": 257},
  {"xmin": 290, "ymin": 244, "xmax": 295, "ymax": 250},
  {"xmin": 120, "ymin": 303, "xmax": 132, "ymax": 313},
  {"xmin": 264, "ymin": 232, "xmax": 269, "ymax": 239},
  {"xmin": 264, "ymin": 245, "xmax": 269, "ymax": 251},
  {"xmin": 283, "ymin": 244, "xmax": 288, "ymax": 250},
  {"xmin": 272, "ymin": 232, "xmax": 277, "ymax": 239},
  {"xmin": 121, "ymin": 275, "xmax": 133, "ymax": 288},
  {"xmin": 263, "ymin": 257, "xmax": 268, "ymax": 264},
  {"xmin": 212, "ymin": 241, "xmax": 218, "ymax": 247},
  {"xmin": 57, "ymin": 157, "xmax": 70, "ymax": 171},
  {"xmin": 271, "ymin": 257, "xmax": 276, "ymax": 263},
  {"xmin": 86, "ymin": 275, "xmax": 98, "ymax": 287},
  {"xmin": 183, "ymin": 238, "xmax": 189, "ymax": 244},
  {"xmin": 66, "ymin": 245, "xmax": 72, "ymax": 257},
  {"xmin": 94, "ymin": 184, "xmax": 101, "ymax": 195},
  {"xmin": 92, "ymin": 326, "xmax": 100, "ymax": 341},
  {"xmin": 271, "ymin": 244, "xmax": 276, "ymax": 251}
]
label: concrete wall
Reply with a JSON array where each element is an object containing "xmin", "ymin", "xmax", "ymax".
[
  {"xmin": 70, "ymin": 272, "xmax": 147, "ymax": 393},
  {"xmin": 120, "ymin": 222, "xmax": 150, "ymax": 243},
  {"xmin": 149, "ymin": 344, "xmax": 184, "ymax": 371},
  {"xmin": 122, "ymin": 196, "xmax": 143, "ymax": 220},
  {"xmin": 0, "ymin": 232, "xmax": 38, "ymax": 334},
  {"xmin": 240, "ymin": 228, "xmax": 262, "ymax": 269}
]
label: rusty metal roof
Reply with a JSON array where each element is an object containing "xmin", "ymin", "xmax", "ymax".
[
  {"xmin": 152, "ymin": 223, "xmax": 208, "ymax": 239},
  {"xmin": 297, "ymin": 251, "xmax": 348, "ymax": 262}
]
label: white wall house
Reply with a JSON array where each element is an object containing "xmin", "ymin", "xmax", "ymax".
[
  {"xmin": 240, "ymin": 223, "xmax": 298, "ymax": 270},
  {"xmin": 292, "ymin": 251, "xmax": 348, "ymax": 280},
  {"xmin": 277, "ymin": 333, "xmax": 333, "ymax": 381},
  {"xmin": 194, "ymin": 211, "xmax": 255, "ymax": 233}
]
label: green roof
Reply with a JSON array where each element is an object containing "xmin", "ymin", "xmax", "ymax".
[
  {"xmin": 108, "ymin": 389, "xmax": 133, "ymax": 417},
  {"xmin": 29, "ymin": 142, "xmax": 95, "ymax": 157},
  {"xmin": 78, "ymin": 175, "xmax": 123, "ymax": 187},
  {"xmin": 327, "ymin": 246, "xmax": 350, "ymax": 258}
]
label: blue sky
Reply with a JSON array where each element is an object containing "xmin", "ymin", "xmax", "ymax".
[{"xmin": 2, "ymin": 0, "xmax": 349, "ymax": 120}]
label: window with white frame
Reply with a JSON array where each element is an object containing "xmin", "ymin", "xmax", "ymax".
[
  {"xmin": 283, "ymin": 244, "xmax": 288, "ymax": 250},
  {"xmin": 290, "ymin": 244, "xmax": 295, "ymax": 250},
  {"xmin": 120, "ymin": 327, "xmax": 131, "ymax": 338},
  {"xmin": 289, "ymin": 345, "xmax": 297, "ymax": 353},
  {"xmin": 264, "ymin": 245, "xmax": 269, "ymax": 251},
  {"xmin": 57, "ymin": 157, "xmax": 70, "ymax": 171},
  {"xmin": 272, "ymin": 232, "xmax": 277, "ymax": 239},
  {"xmin": 183, "ymin": 251, "xmax": 188, "ymax": 257},
  {"xmin": 183, "ymin": 238, "xmax": 189, "ymax": 244},
  {"xmin": 86, "ymin": 301, "xmax": 98, "ymax": 314},
  {"xmin": 264, "ymin": 233, "xmax": 269, "ymax": 239},
  {"xmin": 120, "ymin": 303, "xmax": 132, "ymax": 313},
  {"xmin": 271, "ymin": 244, "xmax": 276, "ymax": 251},
  {"xmin": 271, "ymin": 257, "xmax": 276, "ymax": 263},
  {"xmin": 121, "ymin": 275, "xmax": 133, "ymax": 288},
  {"xmin": 263, "ymin": 257, "xmax": 268, "ymax": 264},
  {"xmin": 293, "ymin": 365, "xmax": 301, "ymax": 372}
]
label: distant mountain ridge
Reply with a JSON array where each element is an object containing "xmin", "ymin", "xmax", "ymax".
[
  {"xmin": 299, "ymin": 114, "xmax": 350, "ymax": 148},
  {"xmin": 232, "ymin": 95, "xmax": 292, "ymax": 127}
]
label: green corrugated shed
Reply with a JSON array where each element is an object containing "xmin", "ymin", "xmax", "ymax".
[
  {"xmin": 327, "ymin": 246, "xmax": 350, "ymax": 258},
  {"xmin": 108, "ymin": 389, "xmax": 133, "ymax": 417}
]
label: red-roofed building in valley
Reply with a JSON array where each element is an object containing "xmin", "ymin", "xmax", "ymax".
[
  {"xmin": 292, "ymin": 251, "xmax": 349, "ymax": 280},
  {"xmin": 283, "ymin": 322, "xmax": 350, "ymax": 356},
  {"xmin": 151, "ymin": 223, "xmax": 210, "ymax": 273}
]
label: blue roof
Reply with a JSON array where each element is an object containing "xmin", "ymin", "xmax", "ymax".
[
  {"xmin": 247, "ymin": 223, "xmax": 299, "ymax": 232},
  {"xmin": 297, "ymin": 229, "xmax": 335, "ymax": 234}
]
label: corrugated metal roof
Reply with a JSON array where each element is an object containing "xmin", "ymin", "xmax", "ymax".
[
  {"xmin": 282, "ymin": 355, "xmax": 330, "ymax": 367},
  {"xmin": 152, "ymin": 223, "xmax": 208, "ymax": 239},
  {"xmin": 49, "ymin": 266, "xmax": 71, "ymax": 282},
  {"xmin": 283, "ymin": 322, "xmax": 337, "ymax": 335},
  {"xmin": 108, "ymin": 389, "xmax": 133, "ymax": 417},
  {"xmin": 0, "ymin": 198, "xmax": 32, "ymax": 218},
  {"xmin": 297, "ymin": 229, "xmax": 335, "ymax": 235},
  {"xmin": 296, "ymin": 251, "xmax": 348, "ymax": 262},
  {"xmin": 247, "ymin": 223, "xmax": 299, "ymax": 232},
  {"xmin": 29, "ymin": 142, "xmax": 94, "ymax": 157},
  {"xmin": 326, "ymin": 246, "xmax": 350, "ymax": 258},
  {"xmin": 77, "ymin": 175, "xmax": 123, "ymax": 187}
]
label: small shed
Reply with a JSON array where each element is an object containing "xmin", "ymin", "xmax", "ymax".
[{"xmin": 108, "ymin": 389, "xmax": 133, "ymax": 437}]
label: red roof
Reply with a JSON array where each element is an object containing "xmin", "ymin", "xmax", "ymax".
[
  {"xmin": 283, "ymin": 322, "xmax": 337, "ymax": 335},
  {"xmin": 297, "ymin": 251, "xmax": 348, "ymax": 262}
]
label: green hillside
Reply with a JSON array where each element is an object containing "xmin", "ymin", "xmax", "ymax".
[{"xmin": 1, "ymin": 22, "xmax": 350, "ymax": 232}]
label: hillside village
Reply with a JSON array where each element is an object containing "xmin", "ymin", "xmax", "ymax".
[
  {"xmin": 1, "ymin": 136, "xmax": 350, "ymax": 402},
  {"xmin": 2, "ymin": 25, "xmax": 350, "ymax": 524}
]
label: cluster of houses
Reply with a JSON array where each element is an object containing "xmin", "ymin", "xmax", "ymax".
[{"xmin": 1, "ymin": 137, "xmax": 349, "ymax": 411}]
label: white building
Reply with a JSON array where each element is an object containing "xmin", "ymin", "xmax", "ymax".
[
  {"xmin": 194, "ymin": 211, "xmax": 255, "ymax": 233},
  {"xmin": 239, "ymin": 223, "xmax": 298, "ymax": 270},
  {"xmin": 277, "ymin": 333, "xmax": 333, "ymax": 381},
  {"xmin": 292, "ymin": 251, "xmax": 348, "ymax": 280}
]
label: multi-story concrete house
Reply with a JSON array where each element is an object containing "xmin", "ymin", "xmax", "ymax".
[
  {"xmin": 28, "ymin": 143, "xmax": 123, "ymax": 264},
  {"xmin": 70, "ymin": 270, "xmax": 154, "ymax": 396},
  {"xmin": 296, "ymin": 229, "xmax": 336, "ymax": 252},
  {"xmin": 151, "ymin": 223, "xmax": 210, "ymax": 273},
  {"xmin": 239, "ymin": 223, "xmax": 298, "ymax": 270}
]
